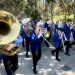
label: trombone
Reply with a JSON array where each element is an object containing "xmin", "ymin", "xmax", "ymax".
[
  {"xmin": 39, "ymin": 27, "xmax": 55, "ymax": 49},
  {"xmin": 42, "ymin": 36, "xmax": 55, "ymax": 49}
]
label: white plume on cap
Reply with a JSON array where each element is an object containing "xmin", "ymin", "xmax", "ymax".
[
  {"xmin": 22, "ymin": 18, "xmax": 31, "ymax": 24},
  {"xmin": 37, "ymin": 21, "xmax": 43, "ymax": 26},
  {"xmin": 47, "ymin": 20, "xmax": 52, "ymax": 25}
]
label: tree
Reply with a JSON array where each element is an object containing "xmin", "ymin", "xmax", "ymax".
[
  {"xmin": 73, "ymin": 0, "xmax": 75, "ymax": 24},
  {"xmin": 0, "ymin": 0, "xmax": 25, "ymax": 16},
  {"xmin": 58, "ymin": 0, "xmax": 73, "ymax": 21},
  {"xmin": 45, "ymin": 0, "xmax": 56, "ymax": 21},
  {"xmin": 24, "ymin": 0, "xmax": 41, "ymax": 21}
]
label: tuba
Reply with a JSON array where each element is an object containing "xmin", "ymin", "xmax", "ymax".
[{"xmin": 0, "ymin": 10, "xmax": 21, "ymax": 56}]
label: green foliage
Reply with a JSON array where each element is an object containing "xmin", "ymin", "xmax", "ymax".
[
  {"xmin": 0, "ymin": 0, "xmax": 75, "ymax": 22},
  {"xmin": 46, "ymin": 0, "xmax": 55, "ymax": 3},
  {"xmin": 0, "ymin": 0, "xmax": 25, "ymax": 16},
  {"xmin": 24, "ymin": 0, "xmax": 41, "ymax": 21}
]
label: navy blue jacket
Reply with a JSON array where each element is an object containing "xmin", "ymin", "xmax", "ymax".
[
  {"xmin": 72, "ymin": 28, "xmax": 75, "ymax": 40},
  {"xmin": 53, "ymin": 32, "xmax": 61, "ymax": 48},
  {"xmin": 0, "ymin": 54, "xmax": 7, "ymax": 60},
  {"xmin": 20, "ymin": 30, "xmax": 30, "ymax": 40},
  {"xmin": 44, "ymin": 23, "xmax": 50, "ymax": 31},
  {"xmin": 55, "ymin": 24, "xmax": 58, "ymax": 32},
  {"xmin": 64, "ymin": 24, "xmax": 71, "ymax": 41},
  {"xmin": 30, "ymin": 31, "xmax": 43, "ymax": 52}
]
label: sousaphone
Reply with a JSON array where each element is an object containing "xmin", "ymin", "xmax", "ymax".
[{"xmin": 0, "ymin": 10, "xmax": 21, "ymax": 56}]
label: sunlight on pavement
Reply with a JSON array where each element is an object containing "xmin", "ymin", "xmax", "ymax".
[
  {"xmin": 39, "ymin": 68, "xmax": 52, "ymax": 75},
  {"xmin": 43, "ymin": 56, "xmax": 48, "ymax": 59},
  {"xmin": 65, "ymin": 71, "xmax": 75, "ymax": 75},
  {"xmin": 16, "ymin": 74, "xmax": 24, "ymax": 75},
  {"xmin": 49, "ymin": 63, "xmax": 54, "ymax": 67},
  {"xmin": 51, "ymin": 56, "xmax": 55, "ymax": 59}
]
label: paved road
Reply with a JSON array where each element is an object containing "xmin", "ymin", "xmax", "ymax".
[{"xmin": 0, "ymin": 44, "xmax": 75, "ymax": 75}]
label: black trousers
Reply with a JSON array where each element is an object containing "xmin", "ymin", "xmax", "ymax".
[
  {"xmin": 64, "ymin": 41, "xmax": 70, "ymax": 54},
  {"xmin": 3, "ymin": 54, "xmax": 18, "ymax": 75},
  {"xmin": 52, "ymin": 46, "xmax": 62, "ymax": 59},
  {"xmin": 31, "ymin": 49, "xmax": 41, "ymax": 70},
  {"xmin": 22, "ymin": 39, "xmax": 25, "ymax": 47},
  {"xmin": 25, "ymin": 37, "xmax": 30, "ymax": 55},
  {"xmin": 70, "ymin": 41, "xmax": 75, "ymax": 46}
]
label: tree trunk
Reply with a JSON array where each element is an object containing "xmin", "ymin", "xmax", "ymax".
[
  {"xmin": 45, "ymin": 2, "xmax": 47, "ymax": 20},
  {"xmin": 64, "ymin": 12, "xmax": 67, "ymax": 21},
  {"xmin": 51, "ymin": 2, "xmax": 53, "ymax": 22}
]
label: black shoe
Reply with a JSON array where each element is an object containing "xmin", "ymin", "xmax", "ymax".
[
  {"xmin": 33, "ymin": 69, "xmax": 37, "ymax": 74},
  {"xmin": 56, "ymin": 58, "xmax": 61, "ymax": 62},
  {"xmin": 51, "ymin": 51, "xmax": 54, "ymax": 56},
  {"xmin": 0, "ymin": 60, "xmax": 2, "ymax": 63},
  {"xmin": 65, "ymin": 53, "xmax": 70, "ymax": 56},
  {"xmin": 60, "ymin": 50, "xmax": 62, "ymax": 52},
  {"xmin": 11, "ymin": 65, "xmax": 19, "ymax": 72},
  {"xmin": 26, "ymin": 53, "xmax": 29, "ymax": 58},
  {"xmin": 22, "ymin": 44, "xmax": 25, "ymax": 47},
  {"xmin": 12, "ymin": 71, "xmax": 14, "ymax": 75}
]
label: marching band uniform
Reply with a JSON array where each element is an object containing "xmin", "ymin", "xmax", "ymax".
[
  {"xmin": 51, "ymin": 28, "xmax": 63, "ymax": 61},
  {"xmin": 3, "ymin": 35, "xmax": 23, "ymax": 75},
  {"xmin": 20, "ymin": 30, "xmax": 25, "ymax": 47},
  {"xmin": 44, "ymin": 20, "xmax": 52, "ymax": 47},
  {"xmin": 21, "ymin": 29, "xmax": 31, "ymax": 57},
  {"xmin": 72, "ymin": 28, "xmax": 75, "ymax": 40},
  {"xmin": 25, "ymin": 31, "xmax": 30, "ymax": 57},
  {"xmin": 30, "ymin": 22, "xmax": 43, "ymax": 74},
  {"xmin": 0, "ymin": 54, "xmax": 6, "ymax": 63},
  {"xmin": 44, "ymin": 22, "xmax": 50, "ymax": 32},
  {"xmin": 70, "ymin": 26, "xmax": 75, "ymax": 46},
  {"xmin": 20, "ymin": 21, "xmax": 25, "ymax": 47},
  {"xmin": 21, "ymin": 18, "xmax": 32, "ymax": 57},
  {"xmin": 63, "ymin": 20, "xmax": 71, "ymax": 56},
  {"xmin": 55, "ymin": 23, "xmax": 58, "ymax": 32}
]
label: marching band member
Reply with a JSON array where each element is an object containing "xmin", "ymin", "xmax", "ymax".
[
  {"xmin": 70, "ymin": 25, "xmax": 75, "ymax": 46},
  {"xmin": 19, "ymin": 20, "xmax": 25, "ymax": 47},
  {"xmin": 51, "ymin": 28, "xmax": 63, "ymax": 61},
  {"xmin": 3, "ymin": 35, "xmax": 23, "ymax": 75},
  {"xmin": 21, "ymin": 18, "xmax": 33, "ymax": 57},
  {"xmin": 44, "ymin": 19, "xmax": 52, "ymax": 47},
  {"xmin": 63, "ymin": 19, "xmax": 72, "ymax": 56},
  {"xmin": 55, "ymin": 21, "xmax": 59, "ymax": 32},
  {"xmin": 30, "ymin": 21, "xmax": 43, "ymax": 74},
  {"xmin": 58, "ymin": 20, "xmax": 64, "ymax": 28},
  {"xmin": 20, "ymin": 28, "xmax": 25, "ymax": 47},
  {"xmin": 0, "ymin": 54, "xmax": 5, "ymax": 64}
]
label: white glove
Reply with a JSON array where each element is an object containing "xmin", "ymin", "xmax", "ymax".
[
  {"xmin": 60, "ymin": 34, "xmax": 63, "ymax": 39},
  {"xmin": 38, "ymin": 32, "xmax": 43, "ymax": 38},
  {"xmin": 70, "ymin": 26, "xmax": 73, "ymax": 30}
]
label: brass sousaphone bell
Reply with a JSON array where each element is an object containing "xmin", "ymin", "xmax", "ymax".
[{"xmin": 0, "ymin": 10, "xmax": 21, "ymax": 56}]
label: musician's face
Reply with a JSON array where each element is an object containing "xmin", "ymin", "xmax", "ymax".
[
  {"xmin": 35, "ymin": 26, "xmax": 41, "ymax": 32},
  {"xmin": 67, "ymin": 21, "xmax": 71, "ymax": 25}
]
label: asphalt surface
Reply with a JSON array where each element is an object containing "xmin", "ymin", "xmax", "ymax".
[{"xmin": 0, "ymin": 43, "xmax": 75, "ymax": 75}]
